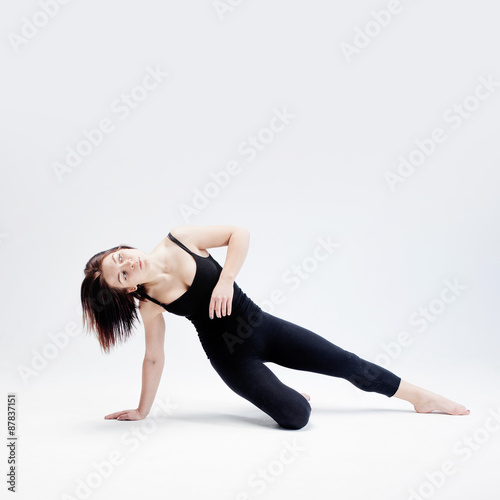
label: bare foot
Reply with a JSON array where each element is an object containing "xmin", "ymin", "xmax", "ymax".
[
  {"xmin": 413, "ymin": 389, "xmax": 470, "ymax": 415},
  {"xmin": 393, "ymin": 380, "xmax": 470, "ymax": 416},
  {"xmin": 301, "ymin": 393, "xmax": 311, "ymax": 402}
]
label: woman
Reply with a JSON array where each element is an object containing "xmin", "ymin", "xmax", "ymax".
[{"xmin": 81, "ymin": 225, "xmax": 470, "ymax": 429}]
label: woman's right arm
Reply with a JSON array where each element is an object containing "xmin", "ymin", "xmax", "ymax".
[{"xmin": 105, "ymin": 306, "xmax": 165, "ymax": 421}]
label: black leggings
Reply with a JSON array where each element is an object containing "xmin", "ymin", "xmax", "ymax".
[{"xmin": 208, "ymin": 310, "xmax": 402, "ymax": 430}]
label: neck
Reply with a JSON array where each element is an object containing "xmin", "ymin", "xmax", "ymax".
[{"xmin": 140, "ymin": 246, "xmax": 174, "ymax": 289}]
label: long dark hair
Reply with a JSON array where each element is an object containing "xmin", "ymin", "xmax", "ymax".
[{"xmin": 81, "ymin": 244, "xmax": 148, "ymax": 354}]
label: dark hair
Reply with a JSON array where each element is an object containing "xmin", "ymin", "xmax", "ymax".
[{"xmin": 81, "ymin": 244, "xmax": 147, "ymax": 354}]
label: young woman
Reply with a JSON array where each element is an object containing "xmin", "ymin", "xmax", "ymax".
[{"xmin": 81, "ymin": 225, "xmax": 470, "ymax": 429}]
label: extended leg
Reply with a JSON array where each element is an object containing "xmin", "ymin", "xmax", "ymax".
[
  {"xmin": 256, "ymin": 312, "xmax": 402, "ymax": 397},
  {"xmin": 253, "ymin": 312, "xmax": 469, "ymax": 415}
]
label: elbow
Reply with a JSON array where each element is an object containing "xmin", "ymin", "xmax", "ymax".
[
  {"xmin": 144, "ymin": 355, "xmax": 165, "ymax": 364},
  {"xmin": 234, "ymin": 227, "xmax": 250, "ymax": 240}
]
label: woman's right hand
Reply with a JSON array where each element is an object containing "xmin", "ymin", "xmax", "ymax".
[{"xmin": 104, "ymin": 408, "xmax": 146, "ymax": 421}]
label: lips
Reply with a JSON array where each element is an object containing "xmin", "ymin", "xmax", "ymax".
[{"xmin": 138, "ymin": 257, "xmax": 142, "ymax": 270}]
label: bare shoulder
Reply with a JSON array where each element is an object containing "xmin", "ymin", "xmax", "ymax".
[
  {"xmin": 169, "ymin": 224, "xmax": 249, "ymax": 251},
  {"xmin": 147, "ymin": 227, "xmax": 203, "ymax": 254},
  {"xmin": 168, "ymin": 225, "xmax": 203, "ymax": 242},
  {"xmin": 138, "ymin": 296, "xmax": 165, "ymax": 318}
]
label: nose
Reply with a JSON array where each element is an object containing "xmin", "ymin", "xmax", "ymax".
[{"xmin": 127, "ymin": 258, "xmax": 134, "ymax": 269}]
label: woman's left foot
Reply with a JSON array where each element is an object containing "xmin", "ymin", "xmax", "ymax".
[{"xmin": 413, "ymin": 390, "xmax": 470, "ymax": 415}]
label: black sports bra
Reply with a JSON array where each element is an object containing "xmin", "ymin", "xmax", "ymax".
[
  {"xmin": 138, "ymin": 232, "xmax": 218, "ymax": 314},
  {"xmin": 137, "ymin": 231, "xmax": 262, "ymax": 358}
]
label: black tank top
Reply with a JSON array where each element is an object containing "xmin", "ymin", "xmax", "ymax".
[{"xmin": 138, "ymin": 232, "xmax": 262, "ymax": 358}]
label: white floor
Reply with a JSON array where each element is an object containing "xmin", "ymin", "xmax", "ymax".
[{"xmin": 3, "ymin": 360, "xmax": 499, "ymax": 500}]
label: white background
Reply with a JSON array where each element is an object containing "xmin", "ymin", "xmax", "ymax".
[{"xmin": 1, "ymin": 1, "xmax": 499, "ymax": 499}]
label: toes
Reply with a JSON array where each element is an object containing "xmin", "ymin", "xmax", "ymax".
[{"xmin": 453, "ymin": 404, "xmax": 469, "ymax": 415}]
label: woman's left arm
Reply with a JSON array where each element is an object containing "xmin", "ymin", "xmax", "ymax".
[
  {"xmin": 169, "ymin": 225, "xmax": 251, "ymax": 319},
  {"xmin": 209, "ymin": 227, "xmax": 250, "ymax": 319}
]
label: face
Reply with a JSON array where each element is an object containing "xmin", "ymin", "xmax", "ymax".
[{"xmin": 101, "ymin": 248, "xmax": 146, "ymax": 292}]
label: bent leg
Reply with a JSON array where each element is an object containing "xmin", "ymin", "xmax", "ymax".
[
  {"xmin": 256, "ymin": 312, "xmax": 401, "ymax": 397},
  {"xmin": 209, "ymin": 354, "xmax": 311, "ymax": 430}
]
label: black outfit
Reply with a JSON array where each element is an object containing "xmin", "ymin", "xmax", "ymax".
[{"xmin": 139, "ymin": 232, "xmax": 402, "ymax": 429}]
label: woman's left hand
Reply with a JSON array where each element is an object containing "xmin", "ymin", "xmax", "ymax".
[{"xmin": 209, "ymin": 277, "xmax": 234, "ymax": 319}]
